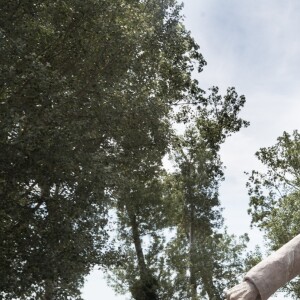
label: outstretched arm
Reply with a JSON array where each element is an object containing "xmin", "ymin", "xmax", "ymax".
[{"xmin": 226, "ymin": 234, "xmax": 300, "ymax": 300}]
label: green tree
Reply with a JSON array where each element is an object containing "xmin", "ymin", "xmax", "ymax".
[
  {"xmin": 247, "ymin": 130, "xmax": 300, "ymax": 298},
  {"xmin": 0, "ymin": 0, "xmax": 205, "ymax": 298},
  {"xmin": 165, "ymin": 229, "xmax": 249, "ymax": 300},
  {"xmin": 162, "ymin": 89, "xmax": 249, "ymax": 300},
  {"xmin": 93, "ymin": 1, "xmax": 207, "ymax": 299},
  {"xmin": 106, "ymin": 86, "xmax": 249, "ymax": 300},
  {"xmin": 0, "ymin": 0, "xmax": 128, "ymax": 297}
]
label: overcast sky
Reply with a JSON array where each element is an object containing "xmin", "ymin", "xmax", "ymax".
[{"xmin": 81, "ymin": 1, "xmax": 300, "ymax": 299}]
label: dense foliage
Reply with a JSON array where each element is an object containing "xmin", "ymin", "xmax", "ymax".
[{"xmin": 1, "ymin": 0, "xmax": 250, "ymax": 299}]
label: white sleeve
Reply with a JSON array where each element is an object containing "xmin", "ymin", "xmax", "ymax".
[{"xmin": 245, "ymin": 234, "xmax": 300, "ymax": 300}]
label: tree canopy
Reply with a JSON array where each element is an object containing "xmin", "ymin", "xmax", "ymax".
[{"xmin": 1, "ymin": 0, "xmax": 251, "ymax": 299}]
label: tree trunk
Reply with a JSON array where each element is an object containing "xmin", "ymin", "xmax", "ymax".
[
  {"xmin": 41, "ymin": 183, "xmax": 55, "ymax": 300},
  {"xmin": 186, "ymin": 162, "xmax": 198, "ymax": 300},
  {"xmin": 128, "ymin": 209, "xmax": 158, "ymax": 300},
  {"xmin": 129, "ymin": 211, "xmax": 148, "ymax": 276},
  {"xmin": 43, "ymin": 279, "xmax": 54, "ymax": 300},
  {"xmin": 201, "ymin": 276, "xmax": 220, "ymax": 300},
  {"xmin": 189, "ymin": 204, "xmax": 197, "ymax": 300}
]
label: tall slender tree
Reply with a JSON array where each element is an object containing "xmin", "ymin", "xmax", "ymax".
[
  {"xmin": 162, "ymin": 87, "xmax": 249, "ymax": 300},
  {"xmin": 106, "ymin": 86, "xmax": 250, "ymax": 299}
]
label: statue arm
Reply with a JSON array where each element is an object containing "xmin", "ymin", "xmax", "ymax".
[{"xmin": 244, "ymin": 234, "xmax": 300, "ymax": 300}]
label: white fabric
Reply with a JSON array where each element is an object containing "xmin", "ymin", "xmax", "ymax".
[
  {"xmin": 226, "ymin": 234, "xmax": 300, "ymax": 300},
  {"xmin": 226, "ymin": 281, "xmax": 260, "ymax": 300}
]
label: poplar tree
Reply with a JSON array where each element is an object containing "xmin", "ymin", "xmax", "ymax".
[{"xmin": 106, "ymin": 87, "xmax": 250, "ymax": 299}]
